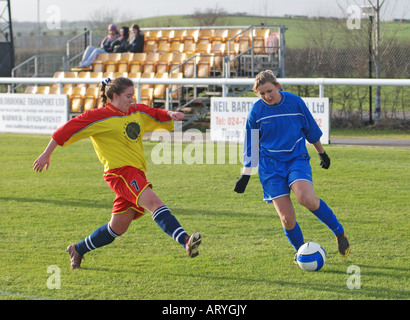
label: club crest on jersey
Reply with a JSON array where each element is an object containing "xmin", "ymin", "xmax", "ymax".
[{"xmin": 123, "ymin": 121, "xmax": 141, "ymax": 142}]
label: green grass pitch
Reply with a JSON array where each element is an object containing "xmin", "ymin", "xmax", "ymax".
[{"xmin": 0, "ymin": 132, "xmax": 409, "ymax": 300}]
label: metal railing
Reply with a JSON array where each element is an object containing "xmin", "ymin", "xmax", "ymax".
[
  {"xmin": 66, "ymin": 29, "xmax": 92, "ymax": 70},
  {"xmin": 1, "ymin": 76, "xmax": 409, "ymax": 102},
  {"xmin": 10, "ymin": 55, "xmax": 67, "ymax": 92}
]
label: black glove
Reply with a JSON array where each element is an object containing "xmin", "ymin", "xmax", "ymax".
[
  {"xmin": 319, "ymin": 151, "xmax": 330, "ymax": 169},
  {"xmin": 234, "ymin": 175, "xmax": 250, "ymax": 193}
]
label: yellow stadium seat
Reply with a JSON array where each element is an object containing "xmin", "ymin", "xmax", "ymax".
[
  {"xmin": 49, "ymin": 85, "xmax": 71, "ymax": 95},
  {"xmin": 183, "ymin": 42, "xmax": 196, "ymax": 54},
  {"xmin": 90, "ymin": 71, "xmax": 103, "ymax": 78},
  {"xmin": 83, "ymin": 87, "xmax": 100, "ymax": 111},
  {"xmin": 142, "ymin": 52, "xmax": 159, "ymax": 73},
  {"xmin": 157, "ymin": 43, "xmax": 170, "ymax": 53},
  {"xmin": 254, "ymin": 28, "xmax": 271, "ymax": 53},
  {"xmin": 153, "ymin": 72, "xmax": 169, "ymax": 99},
  {"xmin": 102, "ymin": 72, "xmax": 114, "ymax": 81},
  {"xmin": 156, "ymin": 53, "xmax": 173, "ymax": 73},
  {"xmin": 170, "ymin": 30, "xmax": 187, "ymax": 43},
  {"xmin": 53, "ymin": 71, "xmax": 64, "ymax": 78},
  {"xmin": 183, "ymin": 29, "xmax": 199, "ymax": 44},
  {"xmin": 138, "ymin": 88, "xmax": 153, "ymax": 106},
  {"xmin": 170, "ymin": 72, "xmax": 183, "ymax": 99},
  {"xmin": 197, "ymin": 55, "xmax": 214, "ymax": 78},
  {"xmin": 78, "ymin": 71, "xmax": 90, "ymax": 78},
  {"xmin": 212, "ymin": 29, "xmax": 228, "ymax": 43},
  {"xmin": 104, "ymin": 53, "xmax": 122, "ymax": 73},
  {"xmin": 183, "ymin": 55, "xmax": 198, "ymax": 78},
  {"xmin": 238, "ymin": 29, "xmax": 253, "ymax": 52},
  {"xmin": 169, "ymin": 52, "xmax": 187, "ymax": 73},
  {"xmin": 92, "ymin": 53, "xmax": 110, "ymax": 72},
  {"xmin": 227, "ymin": 29, "xmax": 242, "ymax": 42},
  {"xmin": 196, "ymin": 43, "xmax": 211, "ymax": 54},
  {"xmin": 49, "ymin": 86, "xmax": 61, "ymax": 94},
  {"xmin": 238, "ymin": 39, "xmax": 250, "ymax": 53},
  {"xmin": 76, "ymin": 71, "xmax": 90, "ymax": 88},
  {"xmin": 225, "ymin": 42, "xmax": 240, "ymax": 68},
  {"xmin": 198, "ymin": 29, "xmax": 214, "ymax": 44},
  {"xmin": 169, "ymin": 42, "xmax": 184, "ymax": 53},
  {"xmin": 36, "ymin": 86, "xmax": 50, "ymax": 94},
  {"xmin": 225, "ymin": 42, "xmax": 239, "ymax": 55},
  {"xmin": 63, "ymin": 71, "xmax": 78, "ymax": 78},
  {"xmin": 117, "ymin": 52, "xmax": 134, "ymax": 73},
  {"xmin": 129, "ymin": 53, "xmax": 147, "ymax": 74},
  {"xmin": 255, "ymin": 28, "xmax": 270, "ymax": 39},
  {"xmin": 58, "ymin": 72, "xmax": 78, "ymax": 89},
  {"xmin": 62, "ymin": 86, "xmax": 74, "ymax": 96},
  {"xmin": 87, "ymin": 72, "xmax": 103, "ymax": 88},
  {"xmin": 144, "ymin": 42, "xmax": 158, "ymax": 53},
  {"xmin": 128, "ymin": 72, "xmax": 141, "ymax": 79},
  {"xmin": 157, "ymin": 30, "xmax": 174, "ymax": 45},
  {"xmin": 140, "ymin": 72, "xmax": 155, "ymax": 90},
  {"xmin": 24, "ymin": 86, "xmax": 37, "ymax": 94},
  {"xmin": 69, "ymin": 87, "xmax": 86, "ymax": 112},
  {"xmin": 114, "ymin": 72, "xmax": 128, "ymax": 78},
  {"xmin": 145, "ymin": 30, "xmax": 162, "ymax": 43},
  {"xmin": 211, "ymin": 42, "xmax": 225, "ymax": 54},
  {"xmin": 211, "ymin": 43, "xmax": 225, "ymax": 69}
]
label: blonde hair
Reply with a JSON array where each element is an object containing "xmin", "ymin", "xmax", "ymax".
[
  {"xmin": 253, "ymin": 70, "xmax": 280, "ymax": 94},
  {"xmin": 100, "ymin": 77, "xmax": 134, "ymax": 107}
]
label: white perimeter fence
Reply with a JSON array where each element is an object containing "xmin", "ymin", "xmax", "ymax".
[{"xmin": 0, "ymin": 76, "xmax": 409, "ymax": 108}]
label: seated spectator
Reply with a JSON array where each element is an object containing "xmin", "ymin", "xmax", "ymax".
[
  {"xmin": 78, "ymin": 24, "xmax": 119, "ymax": 68},
  {"xmin": 127, "ymin": 24, "xmax": 145, "ymax": 53},
  {"xmin": 112, "ymin": 26, "xmax": 130, "ymax": 53}
]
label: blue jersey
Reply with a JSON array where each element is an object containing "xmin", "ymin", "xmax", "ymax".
[{"xmin": 243, "ymin": 91, "xmax": 322, "ymax": 167}]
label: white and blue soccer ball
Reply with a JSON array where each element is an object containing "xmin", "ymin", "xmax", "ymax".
[{"xmin": 296, "ymin": 242, "xmax": 326, "ymax": 271}]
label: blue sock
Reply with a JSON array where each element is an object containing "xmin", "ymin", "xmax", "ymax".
[
  {"xmin": 311, "ymin": 199, "xmax": 344, "ymax": 236},
  {"xmin": 283, "ymin": 222, "xmax": 304, "ymax": 251},
  {"xmin": 75, "ymin": 223, "xmax": 120, "ymax": 256},
  {"xmin": 152, "ymin": 206, "xmax": 188, "ymax": 247}
]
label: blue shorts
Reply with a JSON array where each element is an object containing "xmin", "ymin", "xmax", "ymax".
[{"xmin": 258, "ymin": 154, "xmax": 313, "ymax": 202}]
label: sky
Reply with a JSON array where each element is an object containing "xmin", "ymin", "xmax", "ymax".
[{"xmin": 10, "ymin": 0, "xmax": 410, "ymax": 22}]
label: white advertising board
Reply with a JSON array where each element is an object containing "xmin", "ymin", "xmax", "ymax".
[
  {"xmin": 0, "ymin": 94, "xmax": 69, "ymax": 135},
  {"xmin": 210, "ymin": 97, "xmax": 330, "ymax": 145}
]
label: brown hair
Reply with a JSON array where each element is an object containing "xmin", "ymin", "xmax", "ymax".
[
  {"xmin": 253, "ymin": 70, "xmax": 280, "ymax": 94},
  {"xmin": 100, "ymin": 77, "xmax": 134, "ymax": 107}
]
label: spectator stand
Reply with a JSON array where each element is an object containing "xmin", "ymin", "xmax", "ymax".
[{"xmin": 11, "ymin": 25, "xmax": 286, "ymax": 127}]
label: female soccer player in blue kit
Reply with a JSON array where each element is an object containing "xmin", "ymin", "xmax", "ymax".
[{"xmin": 234, "ymin": 70, "xmax": 350, "ymax": 261}]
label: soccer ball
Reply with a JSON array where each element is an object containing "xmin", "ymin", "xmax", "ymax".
[{"xmin": 296, "ymin": 242, "xmax": 326, "ymax": 271}]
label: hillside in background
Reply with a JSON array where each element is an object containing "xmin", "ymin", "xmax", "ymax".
[
  {"xmin": 13, "ymin": 13, "xmax": 409, "ymax": 63},
  {"xmin": 129, "ymin": 14, "xmax": 409, "ymax": 48}
]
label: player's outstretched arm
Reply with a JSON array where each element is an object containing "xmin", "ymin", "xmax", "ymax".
[
  {"xmin": 167, "ymin": 111, "xmax": 184, "ymax": 121},
  {"xmin": 33, "ymin": 139, "xmax": 58, "ymax": 172}
]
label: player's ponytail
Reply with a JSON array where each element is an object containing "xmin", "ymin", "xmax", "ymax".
[
  {"xmin": 100, "ymin": 77, "xmax": 111, "ymax": 107},
  {"xmin": 100, "ymin": 77, "xmax": 134, "ymax": 107}
]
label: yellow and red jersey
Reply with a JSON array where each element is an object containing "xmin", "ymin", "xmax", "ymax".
[{"xmin": 52, "ymin": 103, "xmax": 173, "ymax": 173}]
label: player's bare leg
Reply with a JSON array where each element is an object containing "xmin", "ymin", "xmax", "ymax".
[
  {"xmin": 272, "ymin": 195, "xmax": 304, "ymax": 255},
  {"xmin": 109, "ymin": 208, "xmax": 136, "ymax": 235},
  {"xmin": 272, "ymin": 195, "xmax": 297, "ymax": 230},
  {"xmin": 291, "ymin": 180, "xmax": 320, "ymax": 211}
]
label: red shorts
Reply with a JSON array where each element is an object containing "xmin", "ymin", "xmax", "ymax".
[{"xmin": 104, "ymin": 166, "xmax": 152, "ymax": 219}]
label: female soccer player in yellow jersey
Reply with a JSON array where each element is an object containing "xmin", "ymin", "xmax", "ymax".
[{"xmin": 33, "ymin": 77, "xmax": 201, "ymax": 269}]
